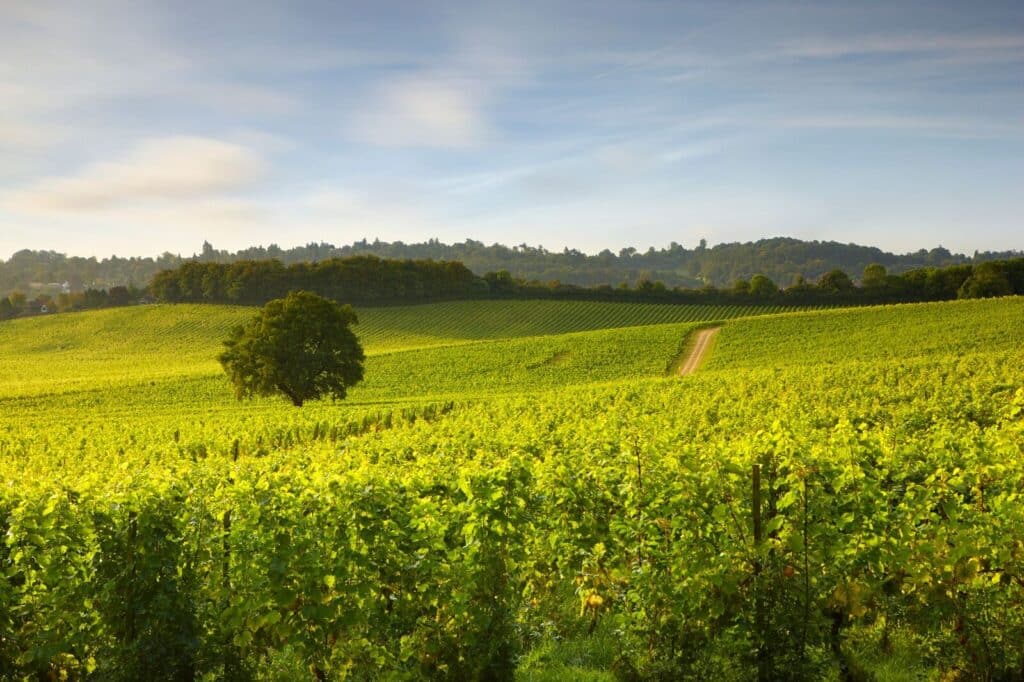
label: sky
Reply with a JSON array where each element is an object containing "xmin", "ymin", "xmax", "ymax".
[{"xmin": 1, "ymin": 0, "xmax": 1023, "ymax": 259}]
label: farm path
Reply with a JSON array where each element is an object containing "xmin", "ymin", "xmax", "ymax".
[{"xmin": 678, "ymin": 327, "xmax": 720, "ymax": 376}]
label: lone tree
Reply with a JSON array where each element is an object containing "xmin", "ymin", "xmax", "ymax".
[{"xmin": 219, "ymin": 291, "xmax": 364, "ymax": 407}]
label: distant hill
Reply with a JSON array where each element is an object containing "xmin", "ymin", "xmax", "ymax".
[{"xmin": 1, "ymin": 236, "xmax": 1020, "ymax": 293}]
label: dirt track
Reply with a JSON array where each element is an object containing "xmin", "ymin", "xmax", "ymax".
[{"xmin": 678, "ymin": 327, "xmax": 720, "ymax": 376}]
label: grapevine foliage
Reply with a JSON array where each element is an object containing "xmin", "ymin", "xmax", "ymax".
[{"xmin": 0, "ymin": 296, "xmax": 1022, "ymax": 678}]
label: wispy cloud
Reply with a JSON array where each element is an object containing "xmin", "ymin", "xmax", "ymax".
[
  {"xmin": 4, "ymin": 136, "xmax": 266, "ymax": 212},
  {"xmin": 782, "ymin": 33, "xmax": 1024, "ymax": 59},
  {"xmin": 348, "ymin": 75, "xmax": 490, "ymax": 148},
  {"xmin": 772, "ymin": 114, "xmax": 1024, "ymax": 138},
  {"xmin": 1, "ymin": 1, "xmax": 1023, "ymax": 258}
]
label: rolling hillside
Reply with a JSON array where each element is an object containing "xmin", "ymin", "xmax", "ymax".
[
  {"xmin": 0, "ymin": 299, "xmax": 796, "ymax": 397},
  {"xmin": 705, "ymin": 295, "xmax": 1024, "ymax": 370}
]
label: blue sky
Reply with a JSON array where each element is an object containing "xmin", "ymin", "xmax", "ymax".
[{"xmin": 1, "ymin": 0, "xmax": 1022, "ymax": 258}]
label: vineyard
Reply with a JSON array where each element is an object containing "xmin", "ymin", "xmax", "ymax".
[
  {"xmin": 0, "ymin": 300, "xmax": 792, "ymax": 394},
  {"xmin": 705, "ymin": 297, "xmax": 1024, "ymax": 370},
  {"xmin": 1, "ymin": 297, "xmax": 1023, "ymax": 679},
  {"xmin": 352, "ymin": 299, "xmax": 811, "ymax": 351}
]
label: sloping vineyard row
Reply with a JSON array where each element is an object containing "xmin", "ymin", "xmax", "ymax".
[
  {"xmin": 706, "ymin": 296, "xmax": 1024, "ymax": 370},
  {"xmin": 344, "ymin": 300, "xmax": 810, "ymax": 348}
]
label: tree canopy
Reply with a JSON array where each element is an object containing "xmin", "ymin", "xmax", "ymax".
[{"xmin": 218, "ymin": 291, "xmax": 365, "ymax": 407}]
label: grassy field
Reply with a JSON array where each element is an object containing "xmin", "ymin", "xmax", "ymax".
[{"xmin": 1, "ymin": 296, "xmax": 1022, "ymax": 680}]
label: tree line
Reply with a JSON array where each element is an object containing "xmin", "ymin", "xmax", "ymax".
[
  {"xmin": 0, "ymin": 286, "xmax": 141, "ymax": 320},
  {"xmin": 310, "ymin": 236, "xmax": 1018, "ymax": 290},
  {"xmin": 4, "ymin": 237, "xmax": 1021, "ymax": 297},
  {"xmin": 489, "ymin": 258, "xmax": 1024, "ymax": 305},
  {"xmin": 146, "ymin": 255, "xmax": 1024, "ymax": 307},
  {"xmin": 2, "ymin": 254, "xmax": 1023, "ymax": 322}
]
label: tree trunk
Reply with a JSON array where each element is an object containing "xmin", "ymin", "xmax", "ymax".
[{"xmin": 277, "ymin": 383, "xmax": 303, "ymax": 407}]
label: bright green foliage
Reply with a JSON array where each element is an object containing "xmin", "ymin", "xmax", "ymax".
[
  {"xmin": 0, "ymin": 321, "xmax": 699, "ymax": 429},
  {"xmin": 219, "ymin": 291, "xmax": 364, "ymax": 407},
  {"xmin": 0, "ymin": 299, "xmax": 795, "ymax": 396},
  {"xmin": 357, "ymin": 322, "xmax": 697, "ymax": 401},
  {"xmin": 705, "ymin": 296, "xmax": 1024, "ymax": 369},
  {"xmin": 1, "ymin": 297, "xmax": 1022, "ymax": 678},
  {"xmin": 0, "ymin": 303, "xmax": 251, "ymax": 396}
]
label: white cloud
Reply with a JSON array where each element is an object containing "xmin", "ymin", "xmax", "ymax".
[
  {"xmin": 4, "ymin": 136, "xmax": 266, "ymax": 213},
  {"xmin": 349, "ymin": 76, "xmax": 490, "ymax": 148},
  {"xmin": 0, "ymin": 195, "xmax": 279, "ymax": 259}
]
